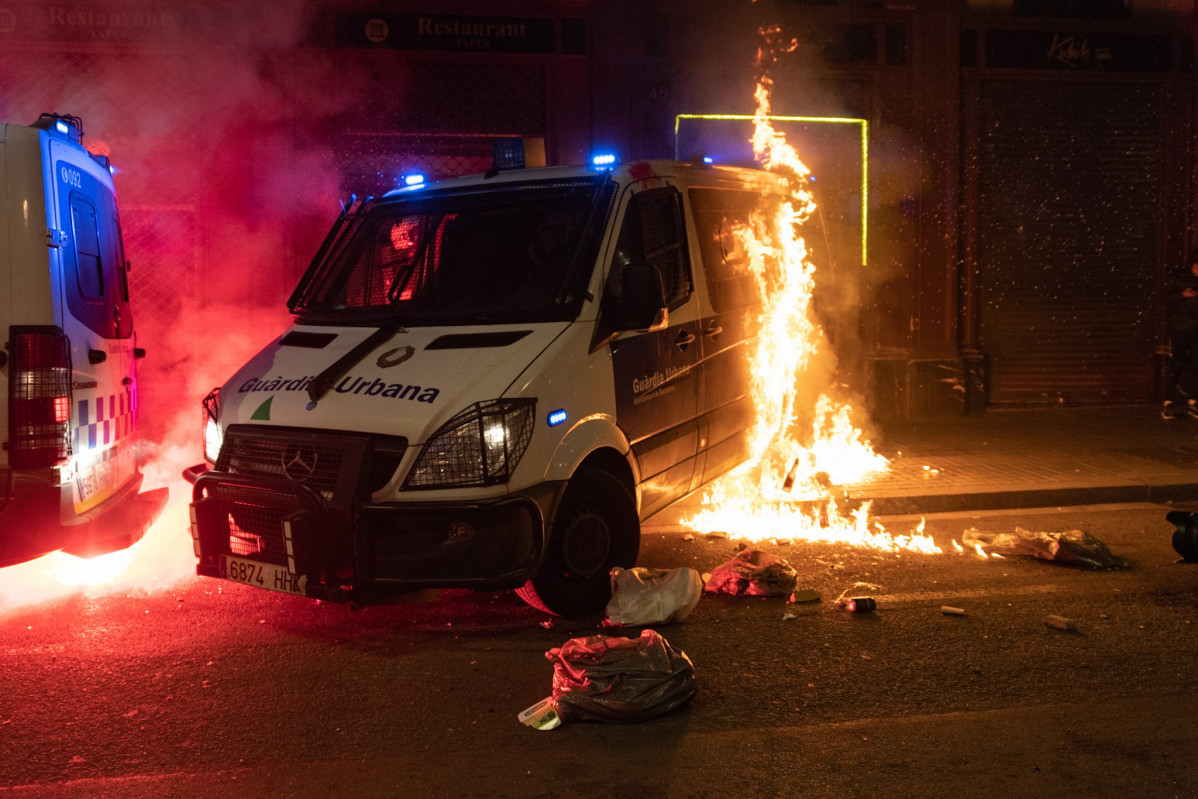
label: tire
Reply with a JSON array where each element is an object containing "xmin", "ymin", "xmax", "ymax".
[{"xmin": 516, "ymin": 466, "xmax": 640, "ymax": 617}]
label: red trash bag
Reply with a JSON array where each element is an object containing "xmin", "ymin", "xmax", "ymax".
[
  {"xmin": 704, "ymin": 548, "xmax": 798, "ymax": 596},
  {"xmin": 546, "ymin": 629, "xmax": 697, "ymax": 723}
]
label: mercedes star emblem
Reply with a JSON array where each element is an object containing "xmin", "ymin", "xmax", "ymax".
[{"xmin": 280, "ymin": 444, "xmax": 319, "ymax": 482}]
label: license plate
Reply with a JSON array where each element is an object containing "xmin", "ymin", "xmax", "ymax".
[{"xmin": 219, "ymin": 555, "xmax": 307, "ymax": 596}]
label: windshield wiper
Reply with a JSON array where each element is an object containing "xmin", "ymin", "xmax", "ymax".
[{"xmin": 307, "ymin": 323, "xmax": 406, "ymax": 405}]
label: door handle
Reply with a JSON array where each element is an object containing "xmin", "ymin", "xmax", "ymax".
[
  {"xmin": 703, "ymin": 324, "xmax": 724, "ymax": 338},
  {"xmin": 674, "ymin": 329, "xmax": 696, "ymax": 349}
]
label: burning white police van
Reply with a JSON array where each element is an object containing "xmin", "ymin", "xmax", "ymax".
[
  {"xmin": 0, "ymin": 114, "xmax": 166, "ymax": 568},
  {"xmin": 186, "ymin": 155, "xmax": 791, "ymax": 615}
]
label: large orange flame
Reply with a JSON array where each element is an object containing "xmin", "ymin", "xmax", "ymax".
[{"xmin": 683, "ymin": 27, "xmax": 939, "ymax": 555}]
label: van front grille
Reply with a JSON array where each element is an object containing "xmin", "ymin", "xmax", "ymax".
[{"xmin": 217, "ymin": 431, "xmax": 345, "ymax": 501}]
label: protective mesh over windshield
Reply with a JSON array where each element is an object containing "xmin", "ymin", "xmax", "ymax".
[{"xmin": 291, "ymin": 178, "xmax": 608, "ymax": 323}]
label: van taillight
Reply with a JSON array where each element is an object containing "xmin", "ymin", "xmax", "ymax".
[{"xmin": 8, "ymin": 326, "xmax": 73, "ymax": 468}]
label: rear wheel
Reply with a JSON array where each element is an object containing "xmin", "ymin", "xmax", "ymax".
[{"xmin": 516, "ymin": 466, "xmax": 640, "ymax": 616}]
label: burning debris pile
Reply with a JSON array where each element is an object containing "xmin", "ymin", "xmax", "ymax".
[{"xmin": 683, "ymin": 27, "xmax": 938, "ymax": 555}]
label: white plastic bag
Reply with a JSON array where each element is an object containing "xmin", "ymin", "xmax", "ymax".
[{"xmin": 605, "ymin": 566, "xmax": 703, "ymax": 626}]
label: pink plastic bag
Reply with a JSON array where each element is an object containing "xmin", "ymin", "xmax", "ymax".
[{"xmin": 704, "ymin": 548, "xmax": 798, "ymax": 596}]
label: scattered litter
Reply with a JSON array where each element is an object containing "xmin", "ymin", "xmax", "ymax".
[
  {"xmin": 787, "ymin": 589, "xmax": 821, "ymax": 604},
  {"xmin": 517, "ymin": 697, "xmax": 561, "ymax": 731},
  {"xmin": 940, "ymin": 606, "xmax": 967, "ymax": 616},
  {"xmin": 1165, "ymin": 510, "xmax": 1198, "ymax": 561},
  {"xmin": 704, "ymin": 531, "xmax": 730, "ymax": 540},
  {"xmin": 782, "ymin": 612, "xmax": 798, "ymax": 621},
  {"xmin": 538, "ymin": 620, "xmax": 555, "ymax": 630},
  {"xmin": 961, "ymin": 528, "xmax": 1128, "ymax": 570},
  {"xmin": 522, "ymin": 629, "xmax": 696, "ymax": 727},
  {"xmin": 681, "ymin": 533, "xmax": 695, "ymax": 543},
  {"xmin": 1045, "ymin": 614, "xmax": 1076, "ymax": 631},
  {"xmin": 605, "ymin": 567, "xmax": 703, "ymax": 627},
  {"xmin": 781, "ymin": 457, "xmax": 800, "ymax": 491},
  {"xmin": 703, "ymin": 549, "xmax": 798, "ymax": 597},
  {"xmin": 834, "ymin": 582, "xmax": 883, "ymax": 606},
  {"xmin": 844, "ymin": 597, "xmax": 876, "ymax": 614}
]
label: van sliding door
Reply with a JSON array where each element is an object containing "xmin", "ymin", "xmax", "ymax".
[{"xmin": 606, "ymin": 184, "xmax": 702, "ymax": 518}]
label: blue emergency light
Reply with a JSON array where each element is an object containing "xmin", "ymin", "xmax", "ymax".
[
  {"xmin": 383, "ymin": 174, "xmax": 428, "ymax": 198},
  {"xmin": 547, "ymin": 409, "xmax": 568, "ymax": 427},
  {"xmin": 590, "ymin": 153, "xmax": 617, "ymax": 170}
]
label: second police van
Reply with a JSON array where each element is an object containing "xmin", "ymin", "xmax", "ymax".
[
  {"xmin": 1, "ymin": 114, "xmax": 166, "ymax": 568},
  {"xmin": 186, "ymin": 154, "xmax": 794, "ymax": 616}
]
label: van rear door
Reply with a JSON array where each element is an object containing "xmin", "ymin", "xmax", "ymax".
[{"xmin": 48, "ymin": 139, "xmax": 138, "ymax": 516}]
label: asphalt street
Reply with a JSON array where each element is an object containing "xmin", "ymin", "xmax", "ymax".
[{"xmin": 1, "ymin": 497, "xmax": 1195, "ymax": 799}]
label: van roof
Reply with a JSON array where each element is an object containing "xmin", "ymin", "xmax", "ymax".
[{"xmin": 382, "ymin": 158, "xmax": 792, "ymax": 200}]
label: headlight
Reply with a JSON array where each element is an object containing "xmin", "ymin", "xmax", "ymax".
[
  {"xmin": 404, "ymin": 399, "xmax": 536, "ymax": 489},
  {"xmin": 202, "ymin": 388, "xmax": 222, "ymax": 464}
]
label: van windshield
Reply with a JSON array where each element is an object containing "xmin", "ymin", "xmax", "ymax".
[{"xmin": 290, "ymin": 177, "xmax": 613, "ymax": 325}]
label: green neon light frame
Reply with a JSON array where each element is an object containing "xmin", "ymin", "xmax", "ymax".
[{"xmin": 674, "ymin": 113, "xmax": 869, "ymax": 266}]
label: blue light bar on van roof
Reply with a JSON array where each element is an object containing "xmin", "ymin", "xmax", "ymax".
[
  {"xmin": 590, "ymin": 153, "xmax": 617, "ymax": 170},
  {"xmin": 35, "ymin": 114, "xmax": 83, "ymax": 143},
  {"xmin": 547, "ymin": 409, "xmax": 568, "ymax": 427},
  {"xmin": 402, "ymin": 173, "xmax": 425, "ymax": 188}
]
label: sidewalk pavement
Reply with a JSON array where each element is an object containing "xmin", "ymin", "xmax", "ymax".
[{"xmin": 842, "ymin": 404, "xmax": 1198, "ymax": 515}]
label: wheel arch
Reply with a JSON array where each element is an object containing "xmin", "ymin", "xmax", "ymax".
[
  {"xmin": 543, "ymin": 415, "xmax": 639, "ymax": 503},
  {"xmin": 575, "ymin": 447, "xmax": 636, "ymax": 501}
]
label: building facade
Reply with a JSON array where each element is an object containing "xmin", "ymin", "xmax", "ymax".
[
  {"xmin": 589, "ymin": 0, "xmax": 1197, "ymax": 417},
  {"xmin": 0, "ymin": 0, "xmax": 1193, "ymax": 423}
]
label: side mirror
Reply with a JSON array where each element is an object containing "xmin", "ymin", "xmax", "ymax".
[{"xmin": 620, "ymin": 263, "xmax": 668, "ymax": 331}]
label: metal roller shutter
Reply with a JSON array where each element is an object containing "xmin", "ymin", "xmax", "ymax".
[{"xmin": 976, "ymin": 79, "xmax": 1162, "ymax": 405}]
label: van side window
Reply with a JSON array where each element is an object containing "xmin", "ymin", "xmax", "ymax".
[
  {"xmin": 71, "ymin": 198, "xmax": 104, "ymax": 299},
  {"xmin": 63, "ymin": 186, "xmax": 134, "ymax": 339},
  {"xmin": 612, "ymin": 187, "xmax": 692, "ymax": 310},
  {"xmin": 689, "ymin": 188, "xmax": 768, "ymax": 313}
]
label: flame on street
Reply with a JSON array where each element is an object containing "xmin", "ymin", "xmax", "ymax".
[{"xmin": 683, "ymin": 27, "xmax": 939, "ymax": 555}]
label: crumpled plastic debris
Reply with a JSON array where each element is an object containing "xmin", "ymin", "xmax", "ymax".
[
  {"xmin": 961, "ymin": 527, "xmax": 1127, "ymax": 570},
  {"xmin": 1165, "ymin": 510, "xmax": 1198, "ymax": 561},
  {"xmin": 605, "ymin": 566, "xmax": 703, "ymax": 627},
  {"xmin": 542, "ymin": 629, "xmax": 697, "ymax": 724},
  {"xmin": 703, "ymin": 548, "xmax": 798, "ymax": 596}
]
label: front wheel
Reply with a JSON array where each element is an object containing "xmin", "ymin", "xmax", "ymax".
[{"xmin": 516, "ymin": 466, "xmax": 640, "ymax": 616}]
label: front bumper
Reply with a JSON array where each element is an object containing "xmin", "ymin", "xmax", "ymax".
[{"xmin": 190, "ymin": 467, "xmax": 560, "ymax": 604}]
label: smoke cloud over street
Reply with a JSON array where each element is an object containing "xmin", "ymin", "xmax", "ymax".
[{"xmin": 0, "ymin": 0, "xmax": 382, "ymax": 606}]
